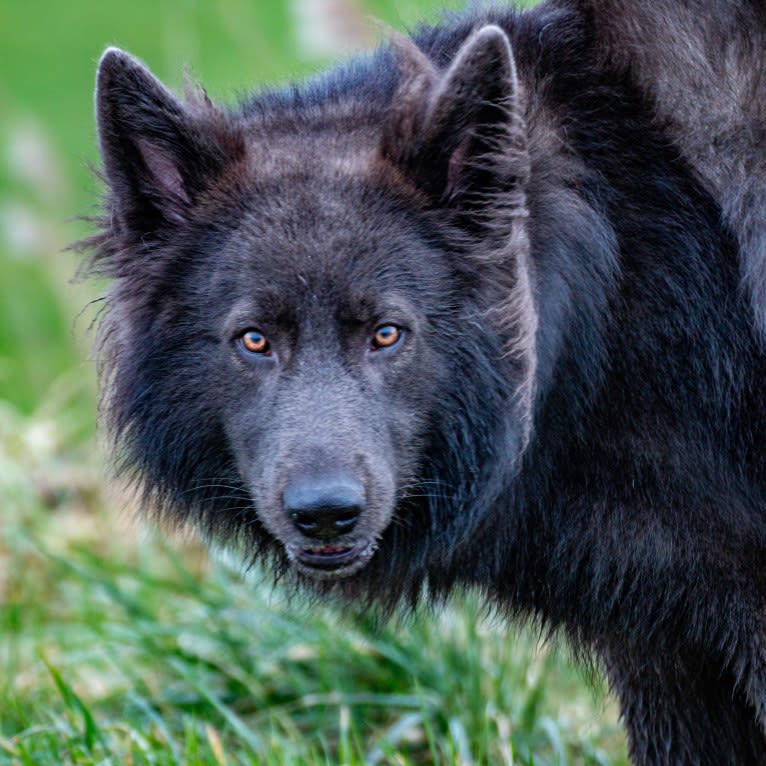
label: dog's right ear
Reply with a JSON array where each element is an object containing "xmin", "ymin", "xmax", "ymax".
[{"xmin": 96, "ymin": 48, "xmax": 242, "ymax": 238}]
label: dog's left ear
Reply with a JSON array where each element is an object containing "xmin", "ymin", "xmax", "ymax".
[
  {"xmin": 382, "ymin": 25, "xmax": 528, "ymax": 227},
  {"xmin": 96, "ymin": 48, "xmax": 243, "ymax": 239}
]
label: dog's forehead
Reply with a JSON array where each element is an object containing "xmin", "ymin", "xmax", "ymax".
[
  {"xmin": 208, "ymin": 119, "xmax": 436, "ymax": 314},
  {"xmin": 244, "ymin": 120, "xmax": 380, "ymax": 182},
  {"xmin": 226, "ymin": 161, "xmax": 419, "ymax": 274},
  {"xmin": 217, "ymin": 194, "xmax": 420, "ymax": 317},
  {"xmin": 232, "ymin": 186, "xmax": 402, "ymax": 265}
]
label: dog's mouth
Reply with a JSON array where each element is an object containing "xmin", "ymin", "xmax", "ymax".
[{"xmin": 286, "ymin": 540, "xmax": 375, "ymax": 580}]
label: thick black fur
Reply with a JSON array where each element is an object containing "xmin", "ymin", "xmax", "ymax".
[{"xmin": 83, "ymin": 1, "xmax": 766, "ymax": 763}]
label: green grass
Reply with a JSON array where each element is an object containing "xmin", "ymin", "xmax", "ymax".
[
  {"xmin": 1, "ymin": 402, "xmax": 628, "ymax": 765},
  {"xmin": 1, "ymin": 1, "xmax": 629, "ymax": 763}
]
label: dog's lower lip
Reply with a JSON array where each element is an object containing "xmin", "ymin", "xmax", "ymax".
[
  {"xmin": 296, "ymin": 542, "xmax": 362, "ymax": 570},
  {"xmin": 287, "ymin": 540, "xmax": 374, "ymax": 577}
]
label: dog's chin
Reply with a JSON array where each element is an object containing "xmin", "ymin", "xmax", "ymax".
[{"xmin": 285, "ymin": 540, "xmax": 376, "ymax": 580}]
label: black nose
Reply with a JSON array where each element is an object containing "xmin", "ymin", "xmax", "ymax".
[{"xmin": 283, "ymin": 477, "xmax": 365, "ymax": 539}]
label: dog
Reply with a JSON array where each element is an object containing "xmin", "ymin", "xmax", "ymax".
[{"xmin": 83, "ymin": 1, "xmax": 766, "ymax": 761}]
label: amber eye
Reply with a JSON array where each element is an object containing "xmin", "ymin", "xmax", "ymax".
[
  {"xmin": 371, "ymin": 324, "xmax": 402, "ymax": 350},
  {"xmin": 240, "ymin": 329, "xmax": 270, "ymax": 355}
]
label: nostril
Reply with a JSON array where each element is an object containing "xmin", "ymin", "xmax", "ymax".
[
  {"xmin": 291, "ymin": 510, "xmax": 322, "ymax": 536},
  {"xmin": 283, "ymin": 477, "xmax": 365, "ymax": 540},
  {"xmin": 333, "ymin": 510, "xmax": 360, "ymax": 531},
  {"xmin": 290, "ymin": 505, "xmax": 361, "ymax": 538}
]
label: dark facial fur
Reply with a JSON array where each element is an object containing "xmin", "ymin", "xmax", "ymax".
[
  {"xmin": 212, "ymin": 183, "xmax": 457, "ymax": 579},
  {"xmin": 84, "ymin": 3, "xmax": 766, "ymax": 764},
  {"xmin": 87, "ymin": 28, "xmax": 535, "ymax": 596}
]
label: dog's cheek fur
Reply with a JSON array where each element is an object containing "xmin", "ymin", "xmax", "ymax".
[{"xmin": 97, "ymin": 241, "xmax": 251, "ymax": 544}]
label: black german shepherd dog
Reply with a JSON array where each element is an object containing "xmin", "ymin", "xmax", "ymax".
[{"xmin": 83, "ymin": 0, "xmax": 766, "ymax": 761}]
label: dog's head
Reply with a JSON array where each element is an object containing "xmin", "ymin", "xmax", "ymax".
[{"xmin": 88, "ymin": 28, "xmax": 537, "ymax": 593}]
